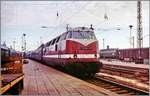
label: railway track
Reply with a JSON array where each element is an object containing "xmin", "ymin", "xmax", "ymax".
[
  {"xmin": 84, "ymin": 76, "xmax": 149, "ymax": 95},
  {"xmin": 101, "ymin": 64, "xmax": 149, "ymax": 84}
]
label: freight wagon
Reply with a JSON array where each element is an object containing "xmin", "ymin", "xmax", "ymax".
[
  {"xmin": 100, "ymin": 47, "xmax": 149, "ymax": 64},
  {"xmin": 118, "ymin": 48, "xmax": 149, "ymax": 64}
]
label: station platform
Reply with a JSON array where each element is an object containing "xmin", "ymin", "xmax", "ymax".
[
  {"xmin": 21, "ymin": 59, "xmax": 119, "ymax": 96},
  {"xmin": 101, "ymin": 59, "xmax": 149, "ymax": 69},
  {"xmin": 1, "ymin": 73, "xmax": 24, "ymax": 94}
]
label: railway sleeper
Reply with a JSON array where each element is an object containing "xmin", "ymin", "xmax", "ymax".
[
  {"xmin": 101, "ymin": 68, "xmax": 135, "ymax": 75},
  {"xmin": 109, "ymin": 88, "xmax": 121, "ymax": 91},
  {"xmin": 100, "ymin": 84, "xmax": 112, "ymax": 87},
  {"xmin": 103, "ymin": 66, "xmax": 145, "ymax": 73},
  {"xmin": 128, "ymin": 92, "xmax": 136, "ymax": 95},
  {"xmin": 116, "ymin": 90, "xmax": 129, "ymax": 94},
  {"xmin": 104, "ymin": 86, "xmax": 118, "ymax": 89},
  {"xmin": 118, "ymin": 93, "xmax": 131, "ymax": 95}
]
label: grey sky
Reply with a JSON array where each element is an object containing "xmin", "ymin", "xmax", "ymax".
[{"xmin": 1, "ymin": 1, "xmax": 149, "ymax": 51}]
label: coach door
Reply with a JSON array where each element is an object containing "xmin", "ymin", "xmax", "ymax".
[
  {"xmin": 41, "ymin": 44, "xmax": 44, "ymax": 61},
  {"xmin": 55, "ymin": 36, "xmax": 61, "ymax": 60}
]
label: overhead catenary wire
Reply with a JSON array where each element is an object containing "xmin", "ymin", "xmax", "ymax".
[{"xmin": 59, "ymin": 2, "xmax": 90, "ymax": 27}]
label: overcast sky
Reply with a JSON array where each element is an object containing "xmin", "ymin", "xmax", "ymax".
[{"xmin": 1, "ymin": 1, "xmax": 149, "ymax": 51}]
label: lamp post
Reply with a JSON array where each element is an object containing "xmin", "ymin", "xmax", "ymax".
[
  {"xmin": 13, "ymin": 40, "xmax": 15, "ymax": 50},
  {"xmin": 132, "ymin": 36, "xmax": 134, "ymax": 48},
  {"xmin": 103, "ymin": 38, "xmax": 105, "ymax": 49},
  {"xmin": 22, "ymin": 33, "xmax": 26, "ymax": 58},
  {"xmin": 129, "ymin": 25, "xmax": 133, "ymax": 48},
  {"xmin": 129, "ymin": 25, "xmax": 133, "ymax": 62}
]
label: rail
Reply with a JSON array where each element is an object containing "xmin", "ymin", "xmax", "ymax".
[{"xmin": 84, "ymin": 75, "xmax": 149, "ymax": 95}]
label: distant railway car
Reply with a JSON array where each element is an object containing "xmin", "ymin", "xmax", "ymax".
[
  {"xmin": 100, "ymin": 48, "xmax": 118, "ymax": 59},
  {"xmin": 100, "ymin": 47, "xmax": 149, "ymax": 64},
  {"xmin": 118, "ymin": 48, "xmax": 149, "ymax": 64},
  {"xmin": 1, "ymin": 45, "xmax": 22, "ymax": 63},
  {"xmin": 29, "ymin": 26, "xmax": 102, "ymax": 77},
  {"xmin": 10, "ymin": 49, "xmax": 22, "ymax": 57},
  {"xmin": 29, "ymin": 44, "xmax": 44, "ymax": 61},
  {"xmin": 1, "ymin": 45, "xmax": 10, "ymax": 64}
]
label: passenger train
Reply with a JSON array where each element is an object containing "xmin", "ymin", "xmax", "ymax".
[{"xmin": 27, "ymin": 26, "xmax": 102, "ymax": 77}]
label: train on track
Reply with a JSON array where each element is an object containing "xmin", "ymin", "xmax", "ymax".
[
  {"xmin": 26, "ymin": 26, "xmax": 102, "ymax": 77},
  {"xmin": 100, "ymin": 47, "xmax": 149, "ymax": 64}
]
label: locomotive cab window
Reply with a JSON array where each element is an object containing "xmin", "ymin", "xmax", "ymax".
[
  {"xmin": 66, "ymin": 31, "xmax": 72, "ymax": 39},
  {"xmin": 72, "ymin": 31, "xmax": 96, "ymax": 39}
]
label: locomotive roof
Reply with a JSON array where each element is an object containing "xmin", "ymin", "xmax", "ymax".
[
  {"xmin": 68, "ymin": 27, "xmax": 94, "ymax": 32},
  {"xmin": 33, "ymin": 26, "xmax": 95, "ymax": 51}
]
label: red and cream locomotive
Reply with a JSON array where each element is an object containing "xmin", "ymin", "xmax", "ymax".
[{"xmin": 28, "ymin": 26, "xmax": 102, "ymax": 77}]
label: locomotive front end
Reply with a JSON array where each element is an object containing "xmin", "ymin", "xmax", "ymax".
[{"xmin": 65, "ymin": 27, "xmax": 102, "ymax": 77}]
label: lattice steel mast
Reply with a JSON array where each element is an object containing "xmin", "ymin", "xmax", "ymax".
[{"xmin": 137, "ymin": 1, "xmax": 143, "ymax": 48}]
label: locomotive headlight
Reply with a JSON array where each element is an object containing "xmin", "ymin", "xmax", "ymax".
[
  {"xmin": 95, "ymin": 54, "xmax": 97, "ymax": 58},
  {"xmin": 73, "ymin": 54, "xmax": 77, "ymax": 58}
]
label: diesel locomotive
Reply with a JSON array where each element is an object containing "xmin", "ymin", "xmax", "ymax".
[{"xmin": 27, "ymin": 26, "xmax": 102, "ymax": 77}]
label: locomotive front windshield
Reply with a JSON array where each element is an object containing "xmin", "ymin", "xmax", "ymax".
[{"xmin": 67, "ymin": 31, "xmax": 96, "ymax": 39}]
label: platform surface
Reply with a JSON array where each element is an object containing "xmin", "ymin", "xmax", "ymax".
[
  {"xmin": 1, "ymin": 73, "xmax": 24, "ymax": 94},
  {"xmin": 101, "ymin": 59, "xmax": 149, "ymax": 69},
  {"xmin": 21, "ymin": 59, "xmax": 119, "ymax": 96},
  {"xmin": 1, "ymin": 73, "xmax": 23, "ymax": 86}
]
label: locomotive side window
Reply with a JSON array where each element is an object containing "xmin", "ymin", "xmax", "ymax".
[
  {"xmin": 51, "ymin": 38, "xmax": 56, "ymax": 45},
  {"xmin": 56, "ymin": 36, "xmax": 60, "ymax": 43},
  {"xmin": 60, "ymin": 34, "xmax": 64, "ymax": 40},
  {"xmin": 60, "ymin": 33, "xmax": 67, "ymax": 40},
  {"xmin": 46, "ymin": 42, "xmax": 49, "ymax": 47},
  {"xmin": 63, "ymin": 32, "xmax": 67, "ymax": 40},
  {"xmin": 48, "ymin": 41, "xmax": 52, "ymax": 46},
  {"xmin": 46, "ymin": 41, "xmax": 52, "ymax": 47}
]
